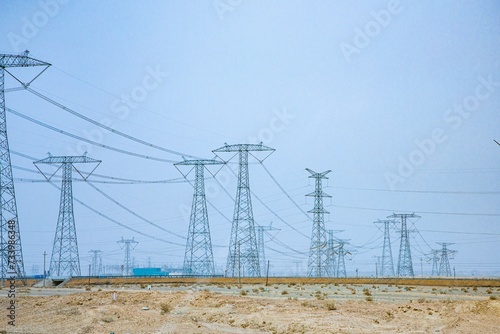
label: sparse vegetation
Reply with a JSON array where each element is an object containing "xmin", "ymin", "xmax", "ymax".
[
  {"xmin": 160, "ymin": 302, "xmax": 172, "ymax": 314},
  {"xmin": 326, "ymin": 301, "xmax": 337, "ymax": 310},
  {"xmin": 365, "ymin": 296, "xmax": 373, "ymax": 302},
  {"xmin": 240, "ymin": 290, "xmax": 247, "ymax": 296}
]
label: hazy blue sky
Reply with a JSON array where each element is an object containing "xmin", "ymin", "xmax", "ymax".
[{"xmin": 1, "ymin": 0, "xmax": 499, "ymax": 276}]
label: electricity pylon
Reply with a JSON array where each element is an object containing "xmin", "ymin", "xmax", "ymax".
[
  {"xmin": 89, "ymin": 249, "xmax": 102, "ymax": 276},
  {"xmin": 427, "ymin": 249, "xmax": 440, "ymax": 276},
  {"xmin": 374, "ymin": 220, "xmax": 396, "ymax": 277},
  {"xmin": 388, "ymin": 213, "xmax": 420, "ymax": 277},
  {"xmin": 175, "ymin": 158, "xmax": 223, "ymax": 276},
  {"xmin": 213, "ymin": 143, "xmax": 274, "ymax": 277},
  {"xmin": 0, "ymin": 51, "xmax": 50, "ymax": 284},
  {"xmin": 256, "ymin": 223, "xmax": 280, "ymax": 274},
  {"xmin": 326, "ymin": 229, "xmax": 343, "ymax": 277},
  {"xmin": 35, "ymin": 154, "xmax": 101, "ymax": 277},
  {"xmin": 118, "ymin": 237, "xmax": 138, "ymax": 276},
  {"xmin": 306, "ymin": 168, "xmax": 331, "ymax": 277},
  {"xmin": 437, "ymin": 242, "xmax": 456, "ymax": 277},
  {"xmin": 335, "ymin": 239, "xmax": 350, "ymax": 278}
]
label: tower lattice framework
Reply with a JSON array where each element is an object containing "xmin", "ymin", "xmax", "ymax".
[
  {"xmin": 175, "ymin": 159, "xmax": 222, "ymax": 276},
  {"xmin": 213, "ymin": 143, "xmax": 274, "ymax": 277},
  {"xmin": 0, "ymin": 51, "xmax": 50, "ymax": 283},
  {"xmin": 306, "ymin": 168, "xmax": 331, "ymax": 277},
  {"xmin": 437, "ymin": 242, "xmax": 456, "ymax": 277},
  {"xmin": 388, "ymin": 213, "xmax": 420, "ymax": 277},
  {"xmin": 375, "ymin": 220, "xmax": 396, "ymax": 277},
  {"xmin": 35, "ymin": 154, "xmax": 100, "ymax": 277},
  {"xmin": 118, "ymin": 237, "xmax": 138, "ymax": 276},
  {"xmin": 89, "ymin": 249, "xmax": 102, "ymax": 276},
  {"xmin": 335, "ymin": 240, "xmax": 349, "ymax": 278},
  {"xmin": 256, "ymin": 223, "xmax": 279, "ymax": 275}
]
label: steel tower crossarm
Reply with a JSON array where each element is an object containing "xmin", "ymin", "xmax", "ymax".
[
  {"xmin": 0, "ymin": 52, "xmax": 51, "ymax": 68},
  {"xmin": 213, "ymin": 142, "xmax": 275, "ymax": 154}
]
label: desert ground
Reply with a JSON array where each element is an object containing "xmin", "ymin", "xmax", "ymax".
[{"xmin": 1, "ymin": 279, "xmax": 499, "ymax": 333}]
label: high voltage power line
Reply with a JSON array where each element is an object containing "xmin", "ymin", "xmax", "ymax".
[
  {"xmin": 7, "ymin": 107, "xmax": 176, "ymax": 163},
  {"xmin": 25, "ymin": 87, "xmax": 201, "ymax": 159}
]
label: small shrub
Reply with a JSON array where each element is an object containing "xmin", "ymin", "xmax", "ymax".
[
  {"xmin": 160, "ymin": 303, "xmax": 172, "ymax": 314},
  {"xmin": 281, "ymin": 290, "xmax": 288, "ymax": 295},
  {"xmin": 363, "ymin": 288, "xmax": 371, "ymax": 296},
  {"xmin": 365, "ymin": 296, "xmax": 373, "ymax": 302},
  {"xmin": 326, "ymin": 301, "xmax": 336, "ymax": 310},
  {"xmin": 240, "ymin": 290, "xmax": 247, "ymax": 296},
  {"xmin": 490, "ymin": 296, "xmax": 497, "ymax": 300},
  {"xmin": 417, "ymin": 298, "xmax": 426, "ymax": 303}
]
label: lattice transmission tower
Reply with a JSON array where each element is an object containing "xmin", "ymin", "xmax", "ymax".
[
  {"xmin": 437, "ymin": 242, "xmax": 456, "ymax": 277},
  {"xmin": 175, "ymin": 158, "xmax": 223, "ymax": 276},
  {"xmin": 89, "ymin": 249, "xmax": 102, "ymax": 276},
  {"xmin": 0, "ymin": 51, "xmax": 50, "ymax": 284},
  {"xmin": 374, "ymin": 220, "xmax": 396, "ymax": 277},
  {"xmin": 213, "ymin": 143, "xmax": 275, "ymax": 277},
  {"xmin": 306, "ymin": 168, "xmax": 331, "ymax": 277},
  {"xmin": 335, "ymin": 239, "xmax": 350, "ymax": 278},
  {"xmin": 388, "ymin": 213, "xmax": 420, "ymax": 277},
  {"xmin": 118, "ymin": 237, "xmax": 138, "ymax": 276},
  {"xmin": 256, "ymin": 223, "xmax": 280, "ymax": 275},
  {"xmin": 326, "ymin": 229, "xmax": 343, "ymax": 277},
  {"xmin": 427, "ymin": 249, "xmax": 440, "ymax": 276},
  {"xmin": 35, "ymin": 154, "xmax": 100, "ymax": 277}
]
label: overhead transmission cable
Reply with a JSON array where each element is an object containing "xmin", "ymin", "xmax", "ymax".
[
  {"xmin": 25, "ymin": 87, "xmax": 200, "ymax": 159},
  {"xmin": 45, "ymin": 180, "xmax": 182, "ymax": 246},
  {"xmin": 11, "ymin": 151, "xmax": 186, "ymax": 184},
  {"xmin": 84, "ymin": 180, "xmax": 186, "ymax": 241},
  {"xmin": 13, "ymin": 151, "xmax": 188, "ymax": 243},
  {"xmin": 224, "ymin": 163, "xmax": 310, "ymax": 239},
  {"xmin": 6, "ymin": 107, "xmax": 176, "ymax": 163}
]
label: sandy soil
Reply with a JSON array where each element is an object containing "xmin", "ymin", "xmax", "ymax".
[{"xmin": 1, "ymin": 283, "xmax": 499, "ymax": 333}]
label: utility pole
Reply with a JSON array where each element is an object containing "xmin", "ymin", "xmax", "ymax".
[
  {"xmin": 0, "ymin": 51, "xmax": 49, "ymax": 284},
  {"xmin": 373, "ymin": 256, "xmax": 381, "ymax": 278},
  {"xmin": 256, "ymin": 223, "xmax": 280, "ymax": 275},
  {"xmin": 388, "ymin": 213, "xmax": 420, "ymax": 277},
  {"xmin": 117, "ymin": 237, "xmax": 138, "ymax": 276},
  {"xmin": 35, "ymin": 154, "xmax": 101, "ymax": 278},
  {"xmin": 43, "ymin": 251, "xmax": 47, "ymax": 287},
  {"xmin": 374, "ymin": 220, "xmax": 396, "ymax": 277},
  {"xmin": 213, "ymin": 143, "xmax": 275, "ymax": 277},
  {"xmin": 306, "ymin": 168, "xmax": 331, "ymax": 277},
  {"xmin": 175, "ymin": 158, "xmax": 222, "ymax": 276}
]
